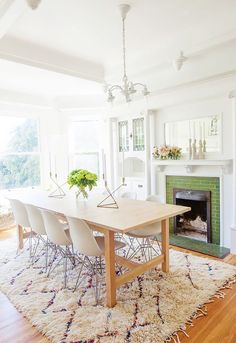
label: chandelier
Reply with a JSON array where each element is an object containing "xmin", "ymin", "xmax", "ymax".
[
  {"xmin": 106, "ymin": 4, "xmax": 150, "ymax": 103},
  {"xmin": 26, "ymin": 0, "xmax": 41, "ymax": 10}
]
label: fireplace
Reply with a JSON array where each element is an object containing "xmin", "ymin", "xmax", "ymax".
[{"xmin": 173, "ymin": 188, "xmax": 211, "ymax": 243}]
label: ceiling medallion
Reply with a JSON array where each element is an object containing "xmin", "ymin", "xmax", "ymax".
[{"xmin": 26, "ymin": 0, "xmax": 41, "ymax": 10}]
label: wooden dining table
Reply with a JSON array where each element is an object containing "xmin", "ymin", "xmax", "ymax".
[{"xmin": 7, "ymin": 190, "xmax": 190, "ymax": 308}]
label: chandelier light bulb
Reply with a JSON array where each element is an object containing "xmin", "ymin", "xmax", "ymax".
[{"xmin": 128, "ymin": 83, "xmax": 137, "ymax": 94}]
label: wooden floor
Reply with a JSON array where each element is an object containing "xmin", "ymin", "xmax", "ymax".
[{"xmin": 0, "ymin": 229, "xmax": 236, "ymax": 343}]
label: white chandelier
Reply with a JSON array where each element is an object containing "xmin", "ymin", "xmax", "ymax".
[
  {"xmin": 26, "ymin": 0, "xmax": 41, "ymax": 10},
  {"xmin": 106, "ymin": 4, "xmax": 150, "ymax": 103}
]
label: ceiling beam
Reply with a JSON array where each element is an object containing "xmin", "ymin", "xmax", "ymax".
[
  {"xmin": 0, "ymin": 0, "xmax": 28, "ymax": 39},
  {"xmin": 0, "ymin": 2, "xmax": 104, "ymax": 82},
  {"xmin": 0, "ymin": 36, "xmax": 104, "ymax": 82}
]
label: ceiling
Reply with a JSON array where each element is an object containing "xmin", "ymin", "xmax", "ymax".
[
  {"xmin": 1, "ymin": 0, "xmax": 236, "ymax": 99},
  {"xmin": 0, "ymin": 59, "xmax": 103, "ymax": 97},
  {"xmin": 6, "ymin": 0, "xmax": 236, "ymax": 69}
]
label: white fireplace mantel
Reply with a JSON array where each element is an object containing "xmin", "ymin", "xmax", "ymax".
[{"xmin": 152, "ymin": 159, "xmax": 232, "ymax": 173}]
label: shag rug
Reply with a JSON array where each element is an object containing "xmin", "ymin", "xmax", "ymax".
[{"xmin": 0, "ymin": 238, "xmax": 236, "ymax": 343}]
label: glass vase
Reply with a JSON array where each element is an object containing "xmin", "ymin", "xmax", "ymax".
[{"xmin": 75, "ymin": 190, "xmax": 88, "ymax": 201}]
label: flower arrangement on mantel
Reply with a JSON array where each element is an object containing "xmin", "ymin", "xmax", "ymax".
[
  {"xmin": 153, "ymin": 145, "xmax": 182, "ymax": 160},
  {"xmin": 67, "ymin": 169, "xmax": 97, "ymax": 199}
]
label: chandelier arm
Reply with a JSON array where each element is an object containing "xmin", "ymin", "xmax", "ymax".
[
  {"xmin": 108, "ymin": 85, "xmax": 124, "ymax": 93},
  {"xmin": 132, "ymin": 82, "xmax": 147, "ymax": 89}
]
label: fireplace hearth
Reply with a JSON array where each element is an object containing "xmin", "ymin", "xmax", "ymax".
[{"xmin": 173, "ymin": 188, "xmax": 211, "ymax": 242}]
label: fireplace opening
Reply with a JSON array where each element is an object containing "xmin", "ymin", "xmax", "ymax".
[{"xmin": 173, "ymin": 188, "xmax": 211, "ymax": 242}]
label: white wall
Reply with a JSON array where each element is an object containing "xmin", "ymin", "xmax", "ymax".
[
  {"xmin": 156, "ymin": 95, "xmax": 232, "ymax": 158},
  {"xmin": 150, "ymin": 88, "xmax": 233, "ymax": 249}
]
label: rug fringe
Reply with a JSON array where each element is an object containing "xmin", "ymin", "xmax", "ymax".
[{"xmin": 166, "ymin": 274, "xmax": 236, "ymax": 343}]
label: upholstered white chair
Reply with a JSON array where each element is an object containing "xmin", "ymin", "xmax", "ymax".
[
  {"xmin": 125, "ymin": 195, "xmax": 163, "ymax": 260},
  {"xmin": 66, "ymin": 216, "xmax": 125, "ymax": 301},
  {"xmin": 119, "ymin": 191, "xmax": 138, "ymax": 243},
  {"xmin": 40, "ymin": 209, "xmax": 72, "ymax": 288},
  {"xmin": 8, "ymin": 198, "xmax": 32, "ymax": 253}
]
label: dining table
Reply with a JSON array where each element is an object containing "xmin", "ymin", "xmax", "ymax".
[{"xmin": 7, "ymin": 190, "xmax": 190, "ymax": 308}]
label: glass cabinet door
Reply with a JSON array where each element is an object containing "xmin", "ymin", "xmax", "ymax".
[
  {"xmin": 133, "ymin": 118, "xmax": 145, "ymax": 151},
  {"xmin": 118, "ymin": 121, "xmax": 129, "ymax": 152}
]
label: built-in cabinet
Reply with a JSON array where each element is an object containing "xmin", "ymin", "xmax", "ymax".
[
  {"xmin": 118, "ymin": 117, "xmax": 145, "ymax": 152},
  {"xmin": 118, "ymin": 120, "xmax": 129, "ymax": 152},
  {"xmin": 116, "ymin": 114, "xmax": 148, "ymax": 199}
]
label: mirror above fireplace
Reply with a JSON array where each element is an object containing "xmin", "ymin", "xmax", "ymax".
[{"xmin": 164, "ymin": 114, "xmax": 222, "ymax": 154}]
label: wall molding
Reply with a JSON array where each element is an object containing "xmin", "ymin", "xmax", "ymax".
[{"xmin": 152, "ymin": 69, "xmax": 236, "ymax": 97}]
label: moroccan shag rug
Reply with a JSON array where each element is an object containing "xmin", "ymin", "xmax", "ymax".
[{"xmin": 0, "ymin": 238, "xmax": 236, "ymax": 343}]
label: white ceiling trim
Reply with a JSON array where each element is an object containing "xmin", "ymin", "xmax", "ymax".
[
  {"xmin": 0, "ymin": 0, "xmax": 28, "ymax": 39},
  {"xmin": 151, "ymin": 68, "xmax": 236, "ymax": 97},
  {"xmin": 0, "ymin": 36, "xmax": 105, "ymax": 82}
]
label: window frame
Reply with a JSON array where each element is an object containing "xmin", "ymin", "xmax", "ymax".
[{"xmin": 69, "ymin": 118, "xmax": 102, "ymax": 180}]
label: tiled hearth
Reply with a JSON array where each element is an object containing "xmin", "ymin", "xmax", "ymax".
[{"xmin": 166, "ymin": 176, "xmax": 220, "ymax": 245}]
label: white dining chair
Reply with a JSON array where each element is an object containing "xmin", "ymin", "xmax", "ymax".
[
  {"xmin": 24, "ymin": 204, "xmax": 49, "ymax": 269},
  {"xmin": 125, "ymin": 195, "xmax": 163, "ymax": 261},
  {"xmin": 116, "ymin": 191, "xmax": 138, "ymax": 244},
  {"xmin": 146, "ymin": 195, "xmax": 163, "ymax": 203},
  {"xmin": 8, "ymin": 198, "xmax": 33, "ymax": 254},
  {"xmin": 66, "ymin": 216, "xmax": 125, "ymax": 302},
  {"xmin": 121, "ymin": 191, "xmax": 137, "ymax": 200},
  {"xmin": 40, "ymin": 209, "xmax": 73, "ymax": 288}
]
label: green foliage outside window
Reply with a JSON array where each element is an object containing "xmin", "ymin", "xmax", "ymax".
[{"xmin": 0, "ymin": 118, "xmax": 40, "ymax": 189}]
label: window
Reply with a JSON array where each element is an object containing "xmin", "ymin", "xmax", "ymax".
[
  {"xmin": 118, "ymin": 120, "xmax": 129, "ymax": 152},
  {"xmin": 0, "ymin": 116, "xmax": 40, "ymax": 190},
  {"xmin": 69, "ymin": 120, "xmax": 101, "ymax": 176},
  {"xmin": 133, "ymin": 118, "xmax": 145, "ymax": 151}
]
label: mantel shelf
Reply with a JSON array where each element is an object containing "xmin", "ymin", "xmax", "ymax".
[{"xmin": 152, "ymin": 159, "xmax": 232, "ymax": 173}]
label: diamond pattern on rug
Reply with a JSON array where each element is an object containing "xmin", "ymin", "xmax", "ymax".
[{"xmin": 0, "ymin": 240, "xmax": 236, "ymax": 343}]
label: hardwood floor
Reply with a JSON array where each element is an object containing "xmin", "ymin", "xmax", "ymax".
[
  {"xmin": 178, "ymin": 251, "xmax": 236, "ymax": 343},
  {"xmin": 0, "ymin": 229, "xmax": 236, "ymax": 343}
]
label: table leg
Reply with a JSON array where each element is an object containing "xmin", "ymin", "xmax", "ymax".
[
  {"xmin": 17, "ymin": 224, "xmax": 24, "ymax": 250},
  {"xmin": 104, "ymin": 230, "xmax": 116, "ymax": 307},
  {"xmin": 161, "ymin": 219, "xmax": 169, "ymax": 273}
]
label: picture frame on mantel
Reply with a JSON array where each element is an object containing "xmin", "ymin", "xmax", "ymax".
[{"xmin": 164, "ymin": 114, "xmax": 222, "ymax": 158}]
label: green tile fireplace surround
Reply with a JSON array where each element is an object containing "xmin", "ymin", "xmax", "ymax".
[{"xmin": 166, "ymin": 175, "xmax": 220, "ymax": 244}]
